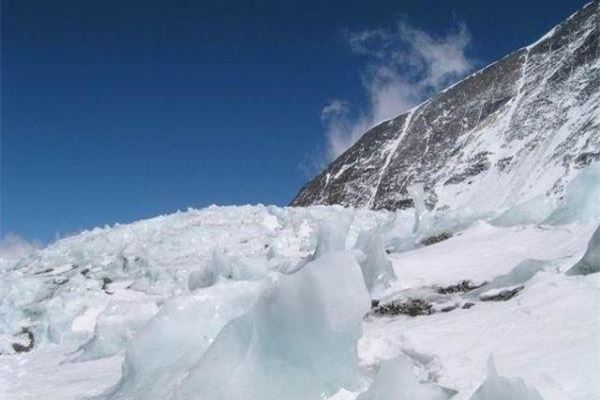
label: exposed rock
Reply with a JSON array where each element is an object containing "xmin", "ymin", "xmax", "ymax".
[
  {"xmin": 421, "ymin": 232, "xmax": 453, "ymax": 246},
  {"xmin": 33, "ymin": 268, "xmax": 53, "ymax": 275},
  {"xmin": 101, "ymin": 277, "xmax": 113, "ymax": 293},
  {"xmin": 575, "ymin": 151, "xmax": 600, "ymax": 168},
  {"xmin": 436, "ymin": 280, "xmax": 487, "ymax": 294},
  {"xmin": 480, "ymin": 286, "xmax": 524, "ymax": 302},
  {"xmin": 370, "ymin": 298, "xmax": 434, "ymax": 317},
  {"xmin": 12, "ymin": 327, "xmax": 35, "ymax": 353},
  {"xmin": 440, "ymin": 304, "xmax": 460, "ymax": 313}
]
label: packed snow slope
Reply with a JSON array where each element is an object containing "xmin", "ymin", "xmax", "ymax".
[
  {"xmin": 1, "ymin": 164, "xmax": 599, "ymax": 400},
  {"xmin": 292, "ymin": 1, "xmax": 600, "ymax": 216}
]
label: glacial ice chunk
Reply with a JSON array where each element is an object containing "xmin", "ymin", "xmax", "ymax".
[
  {"xmin": 355, "ymin": 229, "xmax": 396, "ymax": 295},
  {"xmin": 469, "ymin": 356, "xmax": 544, "ymax": 400},
  {"xmin": 468, "ymin": 259, "xmax": 548, "ymax": 298},
  {"xmin": 188, "ymin": 250, "xmax": 268, "ymax": 290},
  {"xmin": 378, "ymin": 210, "xmax": 415, "ymax": 250},
  {"xmin": 313, "ymin": 215, "xmax": 353, "ymax": 258},
  {"xmin": 356, "ymin": 357, "xmax": 451, "ymax": 400},
  {"xmin": 567, "ymin": 225, "xmax": 600, "ymax": 275},
  {"xmin": 492, "ymin": 195, "xmax": 557, "ymax": 226},
  {"xmin": 545, "ymin": 165, "xmax": 600, "ymax": 225},
  {"xmin": 173, "ymin": 251, "xmax": 371, "ymax": 400},
  {"xmin": 219, "ymin": 254, "xmax": 269, "ymax": 281},
  {"xmin": 104, "ymin": 281, "xmax": 262, "ymax": 399},
  {"xmin": 73, "ymin": 300, "xmax": 158, "ymax": 362},
  {"xmin": 187, "ymin": 261, "xmax": 218, "ymax": 290},
  {"xmin": 407, "ymin": 184, "xmax": 427, "ymax": 234},
  {"xmin": 0, "ymin": 298, "xmax": 22, "ymax": 338}
]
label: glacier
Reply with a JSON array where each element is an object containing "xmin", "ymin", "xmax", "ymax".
[{"xmin": 0, "ymin": 201, "xmax": 598, "ymax": 399}]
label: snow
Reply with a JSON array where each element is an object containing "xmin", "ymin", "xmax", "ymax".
[
  {"xmin": 0, "ymin": 345, "xmax": 122, "ymax": 399},
  {"xmin": 360, "ymin": 258, "xmax": 600, "ymax": 400},
  {"xmin": 0, "ymin": 204, "xmax": 598, "ymax": 399}
]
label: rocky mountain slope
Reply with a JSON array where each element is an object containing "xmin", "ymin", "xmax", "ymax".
[{"xmin": 293, "ymin": 2, "xmax": 600, "ymax": 216}]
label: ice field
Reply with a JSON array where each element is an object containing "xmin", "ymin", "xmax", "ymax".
[{"xmin": 1, "ymin": 168, "xmax": 599, "ymax": 399}]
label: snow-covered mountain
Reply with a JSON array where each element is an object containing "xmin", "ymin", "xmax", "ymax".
[{"xmin": 292, "ymin": 2, "xmax": 600, "ymax": 217}]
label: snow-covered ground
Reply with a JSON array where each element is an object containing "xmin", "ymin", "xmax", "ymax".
[
  {"xmin": 0, "ymin": 200, "xmax": 599, "ymax": 399},
  {"xmin": 361, "ymin": 222, "xmax": 600, "ymax": 400}
]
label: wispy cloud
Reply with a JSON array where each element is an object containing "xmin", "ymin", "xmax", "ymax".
[{"xmin": 322, "ymin": 18, "xmax": 475, "ymax": 161}]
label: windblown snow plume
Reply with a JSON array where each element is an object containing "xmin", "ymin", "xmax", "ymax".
[{"xmin": 322, "ymin": 19, "xmax": 474, "ymax": 160}]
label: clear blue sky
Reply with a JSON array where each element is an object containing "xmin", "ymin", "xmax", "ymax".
[{"xmin": 1, "ymin": 0, "xmax": 589, "ymax": 242}]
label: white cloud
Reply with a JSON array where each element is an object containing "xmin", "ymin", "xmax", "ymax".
[
  {"xmin": 321, "ymin": 99, "xmax": 350, "ymax": 120},
  {"xmin": 322, "ymin": 19, "xmax": 475, "ymax": 161},
  {"xmin": 320, "ymin": 99, "xmax": 366, "ymax": 160}
]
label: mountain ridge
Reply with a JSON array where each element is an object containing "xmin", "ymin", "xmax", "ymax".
[{"xmin": 292, "ymin": 1, "xmax": 600, "ymax": 216}]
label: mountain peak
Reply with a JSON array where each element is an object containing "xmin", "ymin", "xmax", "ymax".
[{"xmin": 292, "ymin": 1, "xmax": 599, "ymax": 218}]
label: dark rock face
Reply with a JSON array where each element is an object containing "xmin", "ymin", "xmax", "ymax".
[
  {"xmin": 421, "ymin": 232, "xmax": 453, "ymax": 246},
  {"xmin": 292, "ymin": 2, "xmax": 600, "ymax": 213},
  {"xmin": 435, "ymin": 280, "xmax": 487, "ymax": 295},
  {"xmin": 11, "ymin": 327, "xmax": 35, "ymax": 353},
  {"xmin": 479, "ymin": 286, "xmax": 525, "ymax": 302},
  {"xmin": 370, "ymin": 298, "xmax": 434, "ymax": 317}
]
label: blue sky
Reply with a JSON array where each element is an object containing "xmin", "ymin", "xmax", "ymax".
[{"xmin": 1, "ymin": 0, "xmax": 589, "ymax": 242}]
